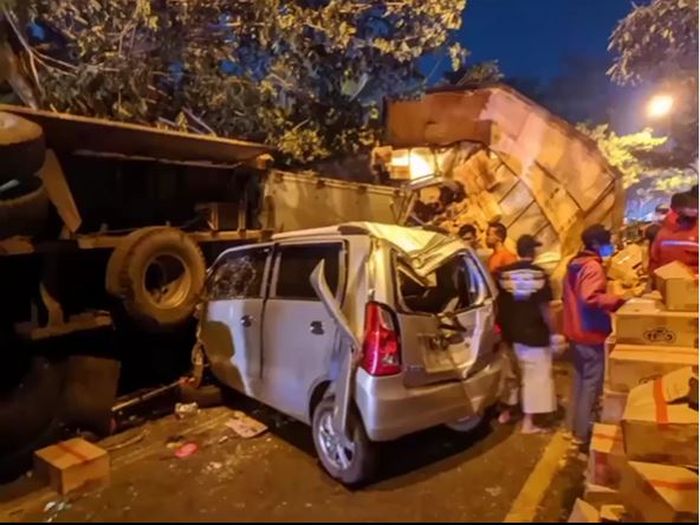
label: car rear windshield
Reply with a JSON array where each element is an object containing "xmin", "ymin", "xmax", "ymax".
[{"xmin": 397, "ymin": 254, "xmax": 484, "ymax": 314}]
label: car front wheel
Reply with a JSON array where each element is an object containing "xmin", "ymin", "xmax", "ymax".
[{"xmin": 311, "ymin": 398, "xmax": 376, "ymax": 486}]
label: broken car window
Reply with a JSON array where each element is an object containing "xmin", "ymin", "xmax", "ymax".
[
  {"xmin": 207, "ymin": 249, "xmax": 268, "ymax": 300},
  {"xmin": 398, "ymin": 255, "xmax": 480, "ymax": 314}
]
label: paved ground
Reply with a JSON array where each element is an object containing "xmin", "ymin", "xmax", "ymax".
[{"xmin": 0, "ymin": 363, "xmax": 584, "ymax": 523}]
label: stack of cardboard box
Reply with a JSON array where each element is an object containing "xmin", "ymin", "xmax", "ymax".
[{"xmin": 574, "ymin": 262, "xmax": 699, "ymax": 522}]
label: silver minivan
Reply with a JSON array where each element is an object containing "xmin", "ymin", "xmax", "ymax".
[{"xmin": 198, "ymin": 222, "xmax": 504, "ymax": 484}]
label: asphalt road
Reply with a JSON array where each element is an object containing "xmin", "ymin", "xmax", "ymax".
[{"xmin": 1, "ymin": 364, "xmax": 581, "ymax": 523}]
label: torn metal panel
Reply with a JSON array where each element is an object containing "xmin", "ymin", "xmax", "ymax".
[{"xmin": 383, "ymin": 84, "xmax": 622, "ymax": 264}]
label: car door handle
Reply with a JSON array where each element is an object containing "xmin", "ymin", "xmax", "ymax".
[
  {"xmin": 240, "ymin": 315, "xmax": 254, "ymax": 327},
  {"xmin": 310, "ymin": 321, "xmax": 324, "ymax": 335}
]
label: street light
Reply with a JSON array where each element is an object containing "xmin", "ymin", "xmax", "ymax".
[{"xmin": 646, "ymin": 94, "xmax": 674, "ymax": 119}]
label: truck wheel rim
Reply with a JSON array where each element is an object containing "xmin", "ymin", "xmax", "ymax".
[
  {"xmin": 143, "ymin": 253, "xmax": 192, "ymax": 309},
  {"xmin": 318, "ymin": 410, "xmax": 354, "ymax": 471}
]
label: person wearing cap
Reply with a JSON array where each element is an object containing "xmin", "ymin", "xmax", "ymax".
[
  {"xmin": 495, "ymin": 235, "xmax": 558, "ymax": 433},
  {"xmin": 563, "ymin": 224, "xmax": 626, "ymax": 449},
  {"xmin": 649, "ymin": 190, "xmax": 698, "ymax": 274}
]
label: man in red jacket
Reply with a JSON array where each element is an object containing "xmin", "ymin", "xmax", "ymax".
[
  {"xmin": 563, "ymin": 224, "xmax": 625, "ymax": 449},
  {"xmin": 649, "ymin": 190, "xmax": 698, "ymax": 274}
]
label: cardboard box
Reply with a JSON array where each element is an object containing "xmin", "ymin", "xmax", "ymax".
[
  {"xmin": 599, "ymin": 504, "xmax": 625, "ymax": 522},
  {"xmin": 568, "ymin": 498, "xmax": 600, "ymax": 522},
  {"xmin": 34, "ymin": 438, "xmax": 109, "ymax": 495},
  {"xmin": 600, "ymin": 388, "xmax": 628, "ymax": 424},
  {"xmin": 620, "ymin": 461, "xmax": 698, "ymax": 523},
  {"xmin": 621, "ymin": 367, "xmax": 698, "ymax": 467},
  {"xmin": 583, "ymin": 483, "xmax": 621, "ymax": 511},
  {"xmin": 603, "ymin": 335, "xmax": 615, "ymax": 386},
  {"xmin": 607, "ymin": 344, "xmax": 697, "ymax": 392},
  {"xmin": 654, "ymin": 261, "xmax": 699, "ymax": 312},
  {"xmin": 613, "ymin": 299, "xmax": 698, "ymax": 348},
  {"xmin": 587, "ymin": 424, "xmax": 626, "ymax": 489}
]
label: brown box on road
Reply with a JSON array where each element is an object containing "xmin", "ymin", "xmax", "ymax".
[
  {"xmin": 613, "ymin": 299, "xmax": 698, "ymax": 348},
  {"xmin": 600, "ymin": 388, "xmax": 628, "ymax": 424},
  {"xmin": 621, "ymin": 367, "xmax": 698, "ymax": 467},
  {"xmin": 587, "ymin": 424, "xmax": 627, "ymax": 489},
  {"xmin": 619, "ymin": 461, "xmax": 698, "ymax": 523},
  {"xmin": 34, "ymin": 438, "xmax": 110, "ymax": 495},
  {"xmin": 607, "ymin": 344, "xmax": 697, "ymax": 392},
  {"xmin": 654, "ymin": 261, "xmax": 699, "ymax": 312}
]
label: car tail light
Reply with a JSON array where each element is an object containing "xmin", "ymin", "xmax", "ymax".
[
  {"xmin": 494, "ymin": 323, "xmax": 502, "ymax": 337},
  {"xmin": 361, "ymin": 302, "xmax": 401, "ymax": 376}
]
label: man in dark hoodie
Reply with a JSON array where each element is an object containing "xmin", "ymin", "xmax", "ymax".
[{"xmin": 563, "ymin": 224, "xmax": 626, "ymax": 449}]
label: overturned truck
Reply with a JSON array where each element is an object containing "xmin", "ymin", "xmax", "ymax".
[
  {"xmin": 378, "ymin": 84, "xmax": 624, "ymax": 284},
  {"xmin": 0, "ymin": 105, "xmax": 413, "ymax": 476}
]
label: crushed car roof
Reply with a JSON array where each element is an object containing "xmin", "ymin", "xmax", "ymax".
[{"xmin": 273, "ymin": 222, "xmax": 467, "ymax": 277}]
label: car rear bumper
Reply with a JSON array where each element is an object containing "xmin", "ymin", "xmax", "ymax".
[{"xmin": 354, "ymin": 352, "xmax": 504, "ymax": 442}]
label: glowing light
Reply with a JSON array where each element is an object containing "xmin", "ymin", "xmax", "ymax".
[
  {"xmin": 389, "ymin": 148, "xmax": 435, "ymax": 180},
  {"xmin": 647, "ymin": 94, "xmax": 674, "ymax": 119}
]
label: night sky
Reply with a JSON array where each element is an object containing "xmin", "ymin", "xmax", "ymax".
[{"xmin": 459, "ymin": 0, "xmax": 634, "ymax": 82}]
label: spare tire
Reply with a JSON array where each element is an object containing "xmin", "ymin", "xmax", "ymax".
[
  {"xmin": 0, "ymin": 176, "xmax": 49, "ymax": 239},
  {"xmin": 106, "ymin": 227, "xmax": 206, "ymax": 332},
  {"xmin": 0, "ymin": 112, "xmax": 46, "ymax": 184}
]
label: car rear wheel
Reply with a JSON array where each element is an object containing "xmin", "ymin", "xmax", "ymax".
[
  {"xmin": 445, "ymin": 413, "xmax": 484, "ymax": 433},
  {"xmin": 311, "ymin": 398, "xmax": 376, "ymax": 486}
]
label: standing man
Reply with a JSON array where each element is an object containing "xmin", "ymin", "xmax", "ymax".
[
  {"xmin": 486, "ymin": 222, "xmax": 518, "ymax": 274},
  {"xmin": 459, "ymin": 223, "xmax": 480, "ymax": 250},
  {"xmin": 495, "ymin": 235, "xmax": 558, "ymax": 433},
  {"xmin": 485, "ymin": 221, "xmax": 519, "ymax": 423},
  {"xmin": 563, "ymin": 224, "xmax": 625, "ymax": 449},
  {"xmin": 650, "ymin": 190, "xmax": 698, "ymax": 274}
]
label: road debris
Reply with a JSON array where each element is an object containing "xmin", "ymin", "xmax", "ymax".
[
  {"xmin": 204, "ymin": 461, "xmax": 223, "ymax": 473},
  {"xmin": 105, "ymin": 430, "xmax": 147, "ymax": 452},
  {"xmin": 175, "ymin": 402, "xmax": 199, "ymax": 419},
  {"xmin": 166, "ymin": 435, "xmax": 186, "ymax": 449},
  {"xmin": 224, "ymin": 413, "xmax": 268, "ymax": 439},
  {"xmin": 174, "ymin": 442, "xmax": 199, "ymax": 458}
]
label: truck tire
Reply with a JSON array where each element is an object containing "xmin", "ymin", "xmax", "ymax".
[
  {"xmin": 0, "ymin": 112, "xmax": 46, "ymax": 184},
  {"xmin": 0, "ymin": 176, "xmax": 49, "ymax": 239},
  {"xmin": 106, "ymin": 227, "xmax": 206, "ymax": 332}
]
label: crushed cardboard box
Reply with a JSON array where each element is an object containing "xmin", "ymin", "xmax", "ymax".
[
  {"xmin": 621, "ymin": 367, "xmax": 698, "ymax": 467},
  {"xmin": 34, "ymin": 438, "xmax": 110, "ymax": 495},
  {"xmin": 587, "ymin": 424, "xmax": 627, "ymax": 489},
  {"xmin": 568, "ymin": 498, "xmax": 601, "ymax": 523},
  {"xmin": 654, "ymin": 261, "xmax": 699, "ymax": 312},
  {"xmin": 607, "ymin": 344, "xmax": 697, "ymax": 392},
  {"xmin": 614, "ymin": 299, "xmax": 698, "ymax": 348},
  {"xmin": 583, "ymin": 483, "xmax": 621, "ymax": 511},
  {"xmin": 600, "ymin": 388, "xmax": 628, "ymax": 425},
  {"xmin": 620, "ymin": 461, "xmax": 698, "ymax": 523}
]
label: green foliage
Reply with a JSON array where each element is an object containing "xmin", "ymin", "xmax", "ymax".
[
  {"xmin": 578, "ymin": 122, "xmax": 695, "ymax": 194},
  {"xmin": 7, "ymin": 0, "xmax": 470, "ymax": 164},
  {"xmin": 608, "ymin": 0, "xmax": 698, "ymax": 167}
]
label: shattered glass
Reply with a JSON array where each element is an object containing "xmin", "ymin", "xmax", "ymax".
[{"xmin": 207, "ymin": 255, "xmax": 263, "ymax": 300}]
